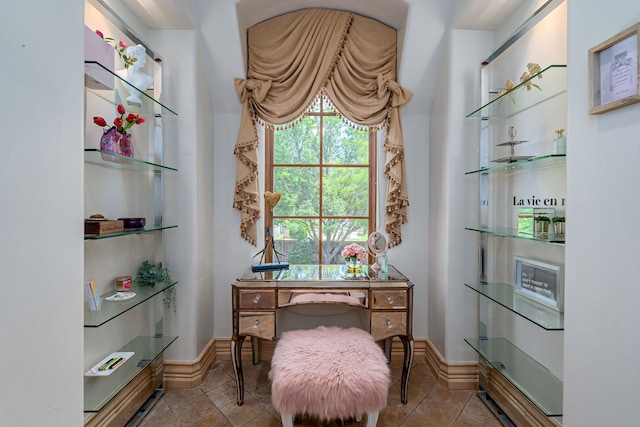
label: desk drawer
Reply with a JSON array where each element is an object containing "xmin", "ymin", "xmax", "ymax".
[
  {"xmin": 238, "ymin": 312, "xmax": 275, "ymax": 340},
  {"xmin": 372, "ymin": 290, "xmax": 407, "ymax": 309},
  {"xmin": 239, "ymin": 290, "xmax": 276, "ymax": 309},
  {"xmin": 371, "ymin": 312, "xmax": 407, "ymax": 340}
]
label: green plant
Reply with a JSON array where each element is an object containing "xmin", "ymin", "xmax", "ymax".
[
  {"xmin": 534, "ymin": 216, "xmax": 551, "ymax": 222},
  {"xmin": 551, "ymin": 216, "xmax": 565, "ymax": 223},
  {"xmin": 135, "ymin": 261, "xmax": 173, "ymax": 287}
]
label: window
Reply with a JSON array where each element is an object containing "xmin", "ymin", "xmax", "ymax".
[{"xmin": 265, "ymin": 98, "xmax": 376, "ymax": 264}]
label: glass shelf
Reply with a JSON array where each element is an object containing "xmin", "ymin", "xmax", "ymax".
[
  {"xmin": 84, "ymin": 335, "xmax": 178, "ymax": 412},
  {"xmin": 85, "ymin": 149, "xmax": 177, "ymax": 172},
  {"xmin": 84, "ymin": 61, "xmax": 178, "ymax": 117},
  {"xmin": 465, "ymin": 154, "xmax": 565, "ymax": 175},
  {"xmin": 465, "ymin": 337, "xmax": 563, "ymax": 417},
  {"xmin": 465, "ymin": 226, "xmax": 565, "ymax": 244},
  {"xmin": 465, "ymin": 283, "xmax": 564, "ymax": 330},
  {"xmin": 84, "ymin": 281, "xmax": 178, "ymax": 327},
  {"xmin": 466, "ymin": 64, "xmax": 567, "ymax": 119},
  {"xmin": 84, "ymin": 225, "xmax": 177, "ymax": 241}
]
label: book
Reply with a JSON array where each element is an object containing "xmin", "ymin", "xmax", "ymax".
[{"xmin": 84, "ymin": 278, "xmax": 102, "ymax": 311}]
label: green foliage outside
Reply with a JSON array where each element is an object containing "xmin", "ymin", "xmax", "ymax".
[{"xmin": 272, "ymin": 107, "xmax": 370, "ymax": 264}]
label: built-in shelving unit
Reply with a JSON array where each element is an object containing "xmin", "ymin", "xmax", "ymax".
[
  {"xmin": 464, "ymin": 283, "xmax": 564, "ymax": 330},
  {"xmin": 85, "ymin": 281, "xmax": 179, "ymax": 327},
  {"xmin": 85, "ymin": 61, "xmax": 178, "ymax": 116},
  {"xmin": 85, "ymin": 149, "xmax": 177, "ymax": 172},
  {"xmin": 464, "ymin": 59, "xmax": 567, "ymax": 422},
  {"xmin": 83, "ymin": 2, "xmax": 178, "ymax": 423},
  {"xmin": 464, "ymin": 337, "xmax": 563, "ymax": 417},
  {"xmin": 84, "ymin": 335, "xmax": 178, "ymax": 413},
  {"xmin": 466, "ymin": 64, "xmax": 567, "ymax": 119}
]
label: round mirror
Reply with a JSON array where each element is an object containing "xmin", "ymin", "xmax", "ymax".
[{"xmin": 368, "ymin": 231, "xmax": 388, "ymax": 254}]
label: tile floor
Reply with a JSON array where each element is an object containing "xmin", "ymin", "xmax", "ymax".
[{"xmin": 139, "ymin": 360, "xmax": 502, "ymax": 427}]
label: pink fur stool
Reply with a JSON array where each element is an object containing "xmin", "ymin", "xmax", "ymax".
[{"xmin": 269, "ymin": 326, "xmax": 390, "ymax": 427}]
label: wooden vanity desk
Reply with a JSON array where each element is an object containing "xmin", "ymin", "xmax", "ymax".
[{"xmin": 231, "ymin": 264, "xmax": 414, "ymax": 405}]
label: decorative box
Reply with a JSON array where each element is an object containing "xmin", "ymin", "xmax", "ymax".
[
  {"xmin": 85, "ymin": 219, "xmax": 124, "ymax": 236},
  {"xmin": 84, "ymin": 25, "xmax": 115, "ymax": 90},
  {"xmin": 517, "ymin": 207, "xmax": 555, "ymax": 235}
]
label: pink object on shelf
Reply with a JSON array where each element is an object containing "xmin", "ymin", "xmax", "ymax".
[
  {"xmin": 84, "ymin": 26, "xmax": 115, "ymax": 90},
  {"xmin": 100, "ymin": 128, "xmax": 134, "ymax": 163}
]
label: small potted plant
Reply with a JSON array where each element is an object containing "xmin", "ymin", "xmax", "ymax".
[
  {"xmin": 534, "ymin": 216, "xmax": 551, "ymax": 233},
  {"xmin": 135, "ymin": 260, "xmax": 173, "ymax": 287},
  {"xmin": 552, "ymin": 216, "xmax": 565, "ymax": 234}
]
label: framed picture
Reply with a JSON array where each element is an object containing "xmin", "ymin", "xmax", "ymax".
[
  {"xmin": 589, "ymin": 22, "xmax": 640, "ymax": 114},
  {"xmin": 514, "ymin": 256, "xmax": 563, "ymax": 312}
]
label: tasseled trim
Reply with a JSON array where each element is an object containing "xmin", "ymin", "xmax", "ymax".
[{"xmin": 251, "ymin": 14, "xmax": 392, "ymax": 134}]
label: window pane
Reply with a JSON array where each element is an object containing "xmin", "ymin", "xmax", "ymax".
[
  {"xmin": 273, "ymin": 218, "xmax": 319, "ymax": 264},
  {"xmin": 322, "ymin": 116, "xmax": 368, "ymax": 165},
  {"xmin": 274, "ymin": 167, "xmax": 319, "ymax": 216},
  {"xmin": 322, "ymin": 167, "xmax": 369, "ymax": 216},
  {"xmin": 322, "ymin": 218, "xmax": 368, "ymax": 264},
  {"xmin": 274, "ymin": 116, "xmax": 319, "ymax": 164}
]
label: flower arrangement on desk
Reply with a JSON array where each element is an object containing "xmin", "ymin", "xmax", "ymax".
[
  {"xmin": 95, "ymin": 30, "xmax": 137, "ymax": 69},
  {"xmin": 341, "ymin": 243, "xmax": 367, "ymax": 263}
]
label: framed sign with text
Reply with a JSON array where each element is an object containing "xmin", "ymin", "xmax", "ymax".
[
  {"xmin": 514, "ymin": 256, "xmax": 564, "ymax": 312},
  {"xmin": 589, "ymin": 22, "xmax": 640, "ymax": 114}
]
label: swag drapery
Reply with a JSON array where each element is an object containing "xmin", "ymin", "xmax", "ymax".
[{"xmin": 233, "ymin": 8, "xmax": 413, "ymax": 247}]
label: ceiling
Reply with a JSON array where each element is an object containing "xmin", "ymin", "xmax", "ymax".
[{"xmin": 119, "ymin": 0, "xmax": 531, "ymax": 115}]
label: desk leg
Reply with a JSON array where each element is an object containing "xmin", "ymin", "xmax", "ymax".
[
  {"xmin": 231, "ymin": 336, "xmax": 246, "ymax": 406},
  {"xmin": 251, "ymin": 336, "xmax": 260, "ymax": 365},
  {"xmin": 399, "ymin": 336, "xmax": 414, "ymax": 404},
  {"xmin": 384, "ymin": 338, "xmax": 392, "ymax": 363}
]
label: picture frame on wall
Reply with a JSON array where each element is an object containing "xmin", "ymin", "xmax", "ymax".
[
  {"xmin": 589, "ymin": 22, "xmax": 640, "ymax": 114},
  {"xmin": 514, "ymin": 256, "xmax": 564, "ymax": 312}
]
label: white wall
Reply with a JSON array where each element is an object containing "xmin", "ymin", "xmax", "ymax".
[
  {"xmin": 564, "ymin": 1, "xmax": 640, "ymax": 425},
  {"xmin": 0, "ymin": 1, "xmax": 84, "ymax": 425},
  {"xmin": 428, "ymin": 28, "xmax": 492, "ymax": 361},
  {"xmin": 158, "ymin": 28, "xmax": 215, "ymax": 360}
]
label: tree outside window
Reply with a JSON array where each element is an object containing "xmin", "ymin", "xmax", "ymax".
[{"xmin": 265, "ymin": 98, "xmax": 375, "ymax": 264}]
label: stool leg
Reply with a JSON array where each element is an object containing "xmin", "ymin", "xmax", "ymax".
[
  {"xmin": 365, "ymin": 411, "xmax": 379, "ymax": 427},
  {"xmin": 281, "ymin": 414, "xmax": 294, "ymax": 427}
]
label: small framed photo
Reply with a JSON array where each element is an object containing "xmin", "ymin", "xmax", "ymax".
[
  {"xmin": 514, "ymin": 256, "xmax": 563, "ymax": 312},
  {"xmin": 589, "ymin": 22, "xmax": 640, "ymax": 114}
]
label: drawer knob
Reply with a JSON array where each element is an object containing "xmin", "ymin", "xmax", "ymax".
[
  {"xmin": 386, "ymin": 320, "xmax": 393, "ymax": 329},
  {"xmin": 253, "ymin": 320, "xmax": 260, "ymax": 328},
  {"xmin": 387, "ymin": 296, "xmax": 394, "ymax": 304},
  {"xmin": 253, "ymin": 295, "xmax": 261, "ymax": 304}
]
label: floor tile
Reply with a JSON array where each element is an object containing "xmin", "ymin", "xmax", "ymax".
[{"xmin": 139, "ymin": 361, "xmax": 500, "ymax": 427}]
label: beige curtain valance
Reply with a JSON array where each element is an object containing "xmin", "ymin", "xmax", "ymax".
[{"xmin": 234, "ymin": 8, "xmax": 412, "ymax": 247}]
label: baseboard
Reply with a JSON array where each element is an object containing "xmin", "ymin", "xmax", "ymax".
[
  {"xmin": 163, "ymin": 338, "xmax": 217, "ymax": 389},
  {"xmin": 164, "ymin": 337, "xmax": 477, "ymax": 392},
  {"xmin": 423, "ymin": 338, "xmax": 478, "ymax": 390}
]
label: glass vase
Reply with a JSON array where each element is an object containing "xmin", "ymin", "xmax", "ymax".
[
  {"xmin": 346, "ymin": 257, "xmax": 360, "ymax": 274},
  {"xmin": 100, "ymin": 127, "xmax": 134, "ymax": 164}
]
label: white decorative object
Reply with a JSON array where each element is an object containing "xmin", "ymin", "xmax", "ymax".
[{"xmin": 116, "ymin": 44, "xmax": 153, "ymax": 106}]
